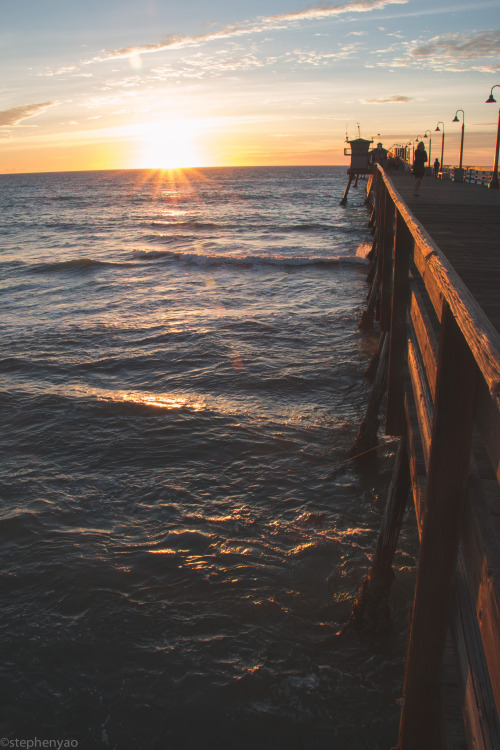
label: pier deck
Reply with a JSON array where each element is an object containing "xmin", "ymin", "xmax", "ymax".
[
  {"xmin": 390, "ymin": 172, "xmax": 500, "ymax": 332},
  {"xmin": 357, "ymin": 168, "xmax": 500, "ymax": 749}
]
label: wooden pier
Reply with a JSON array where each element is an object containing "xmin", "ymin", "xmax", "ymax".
[{"xmin": 355, "ymin": 166, "xmax": 500, "ymax": 749}]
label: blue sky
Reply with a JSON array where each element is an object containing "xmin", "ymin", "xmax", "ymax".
[{"xmin": 1, "ymin": 0, "xmax": 499, "ymax": 171}]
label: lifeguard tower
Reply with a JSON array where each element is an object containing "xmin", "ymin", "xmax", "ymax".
[{"xmin": 340, "ymin": 136, "xmax": 373, "ymax": 205}]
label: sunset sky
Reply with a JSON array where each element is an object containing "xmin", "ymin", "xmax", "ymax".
[{"xmin": 1, "ymin": 0, "xmax": 499, "ymax": 172}]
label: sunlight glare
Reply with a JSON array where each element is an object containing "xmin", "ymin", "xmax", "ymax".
[{"xmin": 138, "ymin": 119, "xmax": 202, "ymax": 169}]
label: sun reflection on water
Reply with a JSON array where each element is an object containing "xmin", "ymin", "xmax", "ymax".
[{"xmin": 119, "ymin": 391, "xmax": 206, "ymax": 411}]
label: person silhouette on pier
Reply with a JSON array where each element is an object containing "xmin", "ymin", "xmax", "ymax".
[
  {"xmin": 412, "ymin": 141, "xmax": 428, "ymax": 195},
  {"xmin": 433, "ymin": 157, "xmax": 440, "ymax": 177},
  {"xmin": 369, "ymin": 142, "xmax": 388, "ymax": 169}
]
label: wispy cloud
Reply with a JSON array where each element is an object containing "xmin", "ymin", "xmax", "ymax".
[
  {"xmin": 411, "ymin": 29, "xmax": 500, "ymax": 60},
  {"xmin": 53, "ymin": 0, "xmax": 408, "ymax": 73},
  {"xmin": 0, "ymin": 102, "xmax": 57, "ymax": 127},
  {"xmin": 292, "ymin": 44, "xmax": 362, "ymax": 65},
  {"xmin": 369, "ymin": 28, "xmax": 500, "ymax": 72},
  {"xmin": 362, "ymin": 95, "xmax": 412, "ymax": 103}
]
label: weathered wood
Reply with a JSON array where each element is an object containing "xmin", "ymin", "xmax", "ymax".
[
  {"xmin": 404, "ymin": 389, "xmax": 426, "ymax": 534},
  {"xmin": 412, "ymin": 238, "xmax": 445, "ymax": 321},
  {"xmin": 398, "ymin": 302, "xmax": 479, "ymax": 750},
  {"xmin": 441, "ymin": 635, "xmax": 469, "ymax": 750},
  {"xmin": 359, "ymin": 269, "xmax": 379, "ymax": 331},
  {"xmin": 407, "ymin": 333, "xmax": 433, "ymax": 470},
  {"xmin": 350, "ymin": 435, "xmax": 411, "ymax": 632},
  {"xmin": 349, "ymin": 332, "xmax": 389, "ymax": 456},
  {"xmin": 380, "ymin": 193, "xmax": 395, "ymax": 331},
  {"xmin": 408, "ymin": 283, "xmax": 438, "ymax": 400},
  {"xmin": 451, "ymin": 550, "xmax": 500, "ymax": 750},
  {"xmin": 461, "ymin": 470, "xmax": 500, "ymax": 714},
  {"xmin": 340, "ymin": 174, "xmax": 353, "ymax": 205},
  {"xmin": 476, "ymin": 378, "xmax": 500, "ymax": 483},
  {"xmin": 365, "ymin": 173, "xmax": 374, "ymax": 205},
  {"xmin": 386, "ymin": 214, "xmax": 412, "ymax": 435},
  {"xmin": 365, "ymin": 330, "xmax": 383, "ymax": 381}
]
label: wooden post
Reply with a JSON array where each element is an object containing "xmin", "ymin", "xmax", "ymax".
[
  {"xmin": 364, "ymin": 174, "xmax": 374, "ymax": 205},
  {"xmin": 359, "ymin": 269, "xmax": 379, "ymax": 331},
  {"xmin": 349, "ymin": 332, "xmax": 389, "ymax": 456},
  {"xmin": 386, "ymin": 213, "xmax": 412, "ymax": 436},
  {"xmin": 340, "ymin": 174, "xmax": 354, "ymax": 205},
  {"xmin": 359, "ymin": 172, "xmax": 383, "ymax": 329},
  {"xmin": 379, "ymin": 190, "xmax": 395, "ymax": 332},
  {"xmin": 398, "ymin": 302, "xmax": 478, "ymax": 750},
  {"xmin": 350, "ymin": 435, "xmax": 411, "ymax": 631}
]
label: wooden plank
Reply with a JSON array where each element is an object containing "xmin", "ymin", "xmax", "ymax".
[
  {"xmin": 409, "ymin": 282, "xmax": 439, "ymax": 401},
  {"xmin": 365, "ymin": 173, "xmax": 374, "ymax": 204},
  {"xmin": 450, "ymin": 550, "xmax": 500, "ymax": 750},
  {"xmin": 441, "ymin": 634, "xmax": 469, "ymax": 750},
  {"xmin": 412, "ymin": 239, "xmax": 445, "ymax": 322},
  {"xmin": 407, "ymin": 333, "xmax": 433, "ymax": 470},
  {"xmin": 404, "ymin": 388, "xmax": 426, "ymax": 535},
  {"xmin": 398, "ymin": 302, "xmax": 479, "ymax": 750},
  {"xmin": 476, "ymin": 378, "xmax": 500, "ymax": 483},
  {"xmin": 461, "ymin": 470, "xmax": 500, "ymax": 715},
  {"xmin": 380, "ymin": 193, "xmax": 395, "ymax": 331}
]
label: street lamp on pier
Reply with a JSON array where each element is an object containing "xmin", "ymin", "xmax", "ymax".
[
  {"xmin": 485, "ymin": 84, "xmax": 500, "ymax": 189},
  {"xmin": 452, "ymin": 109, "xmax": 465, "ymax": 180},
  {"xmin": 423, "ymin": 130, "xmax": 432, "ymax": 165},
  {"xmin": 435, "ymin": 122, "xmax": 445, "ymax": 172}
]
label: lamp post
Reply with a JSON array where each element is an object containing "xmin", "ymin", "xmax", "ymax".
[
  {"xmin": 452, "ymin": 109, "xmax": 465, "ymax": 180},
  {"xmin": 485, "ymin": 84, "xmax": 500, "ymax": 189},
  {"xmin": 423, "ymin": 130, "xmax": 432, "ymax": 165},
  {"xmin": 435, "ymin": 122, "xmax": 445, "ymax": 172}
]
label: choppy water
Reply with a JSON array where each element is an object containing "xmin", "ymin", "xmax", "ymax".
[{"xmin": 0, "ymin": 167, "xmax": 417, "ymax": 749}]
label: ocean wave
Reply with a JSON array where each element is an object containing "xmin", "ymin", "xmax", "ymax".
[
  {"xmin": 28, "ymin": 258, "xmax": 136, "ymax": 273},
  {"xmin": 146, "ymin": 220, "xmax": 363, "ymax": 236},
  {"xmin": 148, "ymin": 220, "xmax": 229, "ymax": 230},
  {"xmin": 132, "ymin": 248, "xmax": 368, "ymax": 269},
  {"xmin": 142, "ymin": 232, "xmax": 202, "ymax": 246}
]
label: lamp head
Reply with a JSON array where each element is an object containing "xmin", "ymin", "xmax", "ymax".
[
  {"xmin": 452, "ymin": 115, "xmax": 459, "ymax": 122},
  {"xmin": 435, "ymin": 125, "xmax": 440, "ymax": 132},
  {"xmin": 486, "ymin": 93, "xmax": 496, "ymax": 103}
]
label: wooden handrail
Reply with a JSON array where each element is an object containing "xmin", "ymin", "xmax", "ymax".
[
  {"xmin": 367, "ymin": 165, "xmax": 500, "ymax": 749},
  {"xmin": 376, "ymin": 165, "xmax": 500, "ymax": 412}
]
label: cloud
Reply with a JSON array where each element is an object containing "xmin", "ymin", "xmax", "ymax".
[
  {"xmin": 55, "ymin": 0, "xmax": 408, "ymax": 72},
  {"xmin": 363, "ymin": 94, "xmax": 412, "ymax": 103},
  {"xmin": 0, "ymin": 101, "xmax": 57, "ymax": 127},
  {"xmin": 411, "ymin": 29, "xmax": 500, "ymax": 61},
  {"xmin": 292, "ymin": 45, "xmax": 361, "ymax": 65},
  {"xmin": 368, "ymin": 28, "xmax": 500, "ymax": 72}
]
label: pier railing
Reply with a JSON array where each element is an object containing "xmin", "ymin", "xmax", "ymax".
[
  {"xmin": 366, "ymin": 165, "xmax": 500, "ymax": 749},
  {"xmin": 461, "ymin": 166, "xmax": 494, "ymax": 185},
  {"xmin": 435, "ymin": 166, "xmax": 493, "ymax": 184}
]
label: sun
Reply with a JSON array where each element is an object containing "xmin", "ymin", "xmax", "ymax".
[{"xmin": 138, "ymin": 119, "xmax": 202, "ymax": 170}]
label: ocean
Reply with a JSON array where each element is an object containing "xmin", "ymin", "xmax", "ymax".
[{"xmin": 0, "ymin": 166, "xmax": 417, "ymax": 749}]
